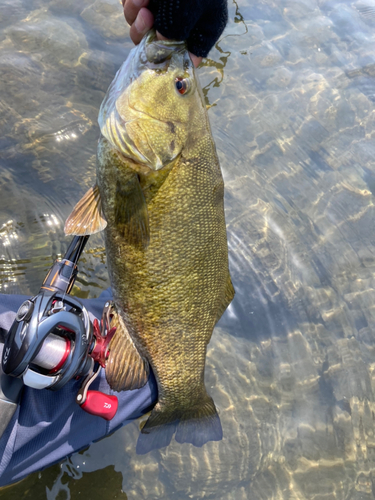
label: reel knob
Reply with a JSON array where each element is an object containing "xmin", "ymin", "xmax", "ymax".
[{"xmin": 80, "ymin": 391, "xmax": 118, "ymax": 421}]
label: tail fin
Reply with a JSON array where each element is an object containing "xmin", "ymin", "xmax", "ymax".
[{"xmin": 136, "ymin": 394, "xmax": 222, "ymax": 454}]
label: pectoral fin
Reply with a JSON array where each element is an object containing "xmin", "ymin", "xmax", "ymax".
[
  {"xmin": 115, "ymin": 176, "xmax": 150, "ymax": 248},
  {"xmin": 64, "ymin": 185, "xmax": 107, "ymax": 236},
  {"xmin": 106, "ymin": 310, "xmax": 149, "ymax": 392}
]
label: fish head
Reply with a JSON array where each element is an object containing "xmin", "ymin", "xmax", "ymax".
[{"xmin": 99, "ymin": 30, "xmax": 206, "ymax": 171}]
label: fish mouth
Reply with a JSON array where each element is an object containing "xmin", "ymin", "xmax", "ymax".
[{"xmin": 143, "ymin": 30, "xmax": 186, "ymax": 65}]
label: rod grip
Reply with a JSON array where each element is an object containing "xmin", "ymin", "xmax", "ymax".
[{"xmin": 0, "ymin": 345, "xmax": 23, "ymax": 438}]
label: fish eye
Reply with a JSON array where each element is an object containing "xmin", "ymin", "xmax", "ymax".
[{"xmin": 175, "ymin": 77, "xmax": 189, "ymax": 95}]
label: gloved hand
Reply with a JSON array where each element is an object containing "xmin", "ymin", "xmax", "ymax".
[{"xmin": 122, "ymin": 0, "xmax": 228, "ymax": 67}]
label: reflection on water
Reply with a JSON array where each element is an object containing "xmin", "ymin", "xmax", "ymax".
[{"xmin": 1, "ymin": 0, "xmax": 375, "ymax": 498}]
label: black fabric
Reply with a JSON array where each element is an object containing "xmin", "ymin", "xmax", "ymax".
[{"xmin": 149, "ymin": 0, "xmax": 228, "ymax": 57}]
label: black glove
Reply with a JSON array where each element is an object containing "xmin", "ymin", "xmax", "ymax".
[{"xmin": 149, "ymin": 0, "xmax": 228, "ymax": 57}]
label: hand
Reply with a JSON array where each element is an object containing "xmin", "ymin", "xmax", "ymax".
[{"xmin": 122, "ymin": 0, "xmax": 203, "ymax": 68}]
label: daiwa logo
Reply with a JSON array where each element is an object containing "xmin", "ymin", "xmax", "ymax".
[{"xmin": 3, "ymin": 347, "xmax": 10, "ymax": 365}]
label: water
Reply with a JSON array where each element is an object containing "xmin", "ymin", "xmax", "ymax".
[{"xmin": 1, "ymin": 0, "xmax": 375, "ymax": 498}]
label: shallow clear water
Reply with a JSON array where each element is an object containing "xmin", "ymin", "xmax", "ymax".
[{"xmin": 1, "ymin": 0, "xmax": 375, "ymax": 498}]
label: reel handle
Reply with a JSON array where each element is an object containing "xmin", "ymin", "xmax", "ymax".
[
  {"xmin": 80, "ymin": 391, "xmax": 118, "ymax": 421},
  {"xmin": 76, "ymin": 363, "xmax": 118, "ymax": 421}
]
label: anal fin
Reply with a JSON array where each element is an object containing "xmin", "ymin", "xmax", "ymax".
[
  {"xmin": 105, "ymin": 310, "xmax": 149, "ymax": 392},
  {"xmin": 65, "ymin": 185, "xmax": 107, "ymax": 236}
]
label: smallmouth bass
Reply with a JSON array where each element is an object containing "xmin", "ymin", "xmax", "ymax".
[{"xmin": 65, "ymin": 30, "xmax": 234, "ymax": 453}]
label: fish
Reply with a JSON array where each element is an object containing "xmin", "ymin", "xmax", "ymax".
[{"xmin": 65, "ymin": 30, "xmax": 234, "ymax": 453}]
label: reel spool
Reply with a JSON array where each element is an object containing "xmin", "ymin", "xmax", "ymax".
[{"xmin": 2, "ymin": 291, "xmax": 92, "ymax": 391}]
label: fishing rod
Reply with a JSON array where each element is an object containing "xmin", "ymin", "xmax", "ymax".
[{"xmin": 0, "ymin": 236, "xmax": 118, "ymax": 439}]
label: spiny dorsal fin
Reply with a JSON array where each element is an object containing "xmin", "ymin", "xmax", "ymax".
[
  {"xmin": 115, "ymin": 176, "xmax": 150, "ymax": 248},
  {"xmin": 64, "ymin": 185, "xmax": 107, "ymax": 236},
  {"xmin": 106, "ymin": 310, "xmax": 149, "ymax": 392}
]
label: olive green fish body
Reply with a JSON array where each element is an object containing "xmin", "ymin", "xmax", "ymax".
[
  {"xmin": 65, "ymin": 31, "xmax": 234, "ymax": 451},
  {"xmin": 97, "ymin": 134, "xmax": 230, "ymax": 408}
]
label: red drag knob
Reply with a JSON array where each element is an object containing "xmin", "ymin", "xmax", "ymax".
[{"xmin": 81, "ymin": 391, "xmax": 118, "ymax": 420}]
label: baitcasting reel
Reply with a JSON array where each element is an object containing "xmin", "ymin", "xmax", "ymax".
[{"xmin": 0, "ymin": 236, "xmax": 118, "ymax": 439}]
